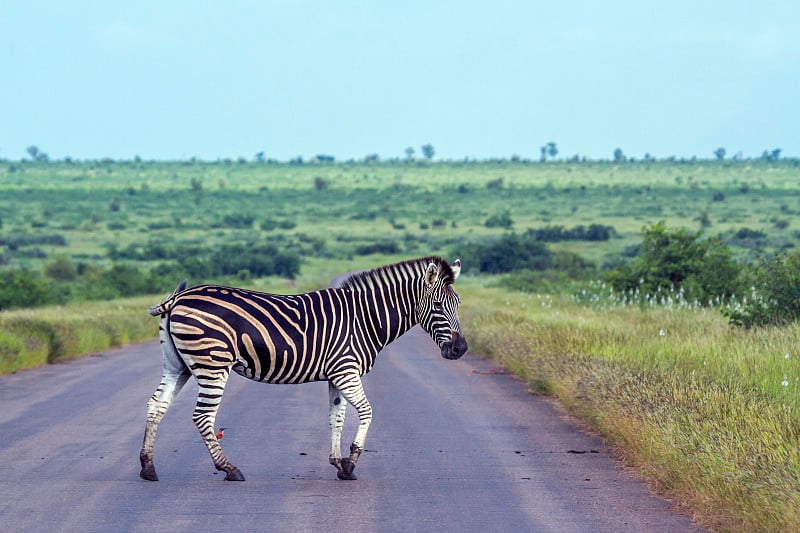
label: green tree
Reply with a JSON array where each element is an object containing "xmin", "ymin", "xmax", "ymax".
[
  {"xmin": 45, "ymin": 257, "xmax": 78, "ymax": 281},
  {"xmin": 26, "ymin": 145, "xmax": 48, "ymax": 162},
  {"xmin": 714, "ymin": 147, "xmax": 726, "ymax": 160},
  {"xmin": 607, "ymin": 222, "xmax": 742, "ymax": 304},
  {"xmin": 546, "ymin": 142, "xmax": 558, "ymax": 160},
  {"xmin": 723, "ymin": 251, "xmax": 800, "ymax": 327},
  {"xmin": 458, "ymin": 233, "xmax": 553, "ymax": 274},
  {"xmin": 421, "ymin": 144, "xmax": 435, "ymax": 160},
  {"xmin": 0, "ymin": 269, "xmax": 54, "ymax": 309}
]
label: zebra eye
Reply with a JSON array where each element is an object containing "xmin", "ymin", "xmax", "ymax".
[{"xmin": 433, "ymin": 301, "xmax": 444, "ymax": 311}]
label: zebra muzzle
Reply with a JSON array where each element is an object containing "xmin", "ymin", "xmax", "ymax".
[{"xmin": 440, "ymin": 331, "xmax": 468, "ymax": 360}]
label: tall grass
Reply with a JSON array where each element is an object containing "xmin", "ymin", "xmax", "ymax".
[
  {"xmin": 457, "ymin": 281, "xmax": 800, "ymax": 532},
  {"xmin": 0, "ymin": 296, "xmax": 157, "ymax": 373}
]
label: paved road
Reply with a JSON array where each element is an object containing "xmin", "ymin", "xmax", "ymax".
[{"xmin": 0, "ymin": 327, "xmax": 704, "ymax": 532}]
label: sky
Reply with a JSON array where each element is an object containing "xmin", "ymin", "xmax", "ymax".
[{"xmin": 1, "ymin": 1, "xmax": 798, "ymax": 162}]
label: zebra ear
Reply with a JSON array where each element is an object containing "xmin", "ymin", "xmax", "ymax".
[
  {"xmin": 451, "ymin": 259, "xmax": 461, "ymax": 281},
  {"xmin": 425, "ymin": 262, "xmax": 439, "ymax": 286}
]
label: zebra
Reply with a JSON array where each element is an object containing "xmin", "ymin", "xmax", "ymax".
[{"xmin": 139, "ymin": 256, "xmax": 468, "ymax": 482}]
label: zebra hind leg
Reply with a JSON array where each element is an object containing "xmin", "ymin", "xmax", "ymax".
[
  {"xmin": 192, "ymin": 369, "xmax": 245, "ymax": 481},
  {"xmin": 139, "ymin": 367, "xmax": 191, "ymax": 481}
]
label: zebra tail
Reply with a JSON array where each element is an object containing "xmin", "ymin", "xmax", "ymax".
[{"xmin": 148, "ymin": 279, "xmax": 188, "ymax": 317}]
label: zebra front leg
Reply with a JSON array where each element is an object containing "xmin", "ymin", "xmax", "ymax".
[
  {"xmin": 192, "ymin": 371, "xmax": 245, "ymax": 481},
  {"xmin": 328, "ymin": 381, "xmax": 348, "ymax": 479},
  {"xmin": 330, "ymin": 373, "xmax": 372, "ymax": 480},
  {"xmin": 140, "ymin": 368, "xmax": 191, "ymax": 481}
]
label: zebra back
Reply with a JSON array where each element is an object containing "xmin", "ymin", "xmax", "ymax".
[{"xmin": 340, "ymin": 256, "xmax": 456, "ymax": 291}]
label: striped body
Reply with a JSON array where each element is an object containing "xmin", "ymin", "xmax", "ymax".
[
  {"xmin": 139, "ymin": 256, "xmax": 467, "ymax": 482},
  {"xmin": 164, "ymin": 281, "xmax": 418, "ymax": 384}
]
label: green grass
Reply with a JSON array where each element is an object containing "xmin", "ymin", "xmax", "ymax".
[
  {"xmin": 0, "ymin": 296, "xmax": 156, "ymax": 373},
  {"xmin": 457, "ymin": 280, "xmax": 800, "ymax": 532}
]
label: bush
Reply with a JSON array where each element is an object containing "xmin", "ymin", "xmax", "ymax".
[
  {"xmin": 606, "ymin": 222, "xmax": 743, "ymax": 305},
  {"xmin": 734, "ymin": 227, "xmax": 766, "ymax": 240},
  {"xmin": 496, "ymin": 251, "xmax": 596, "ymax": 293},
  {"xmin": 101, "ymin": 264, "xmax": 157, "ymax": 297},
  {"xmin": 0, "ymin": 269, "xmax": 55, "ymax": 310},
  {"xmin": 526, "ymin": 224, "xmax": 614, "ymax": 242},
  {"xmin": 485, "ymin": 211, "xmax": 513, "ymax": 228},
  {"xmin": 45, "ymin": 257, "xmax": 78, "ymax": 281},
  {"xmin": 486, "ymin": 178, "xmax": 504, "ymax": 189},
  {"xmin": 355, "ymin": 241, "xmax": 400, "ymax": 255},
  {"xmin": 209, "ymin": 243, "xmax": 300, "ymax": 279},
  {"xmin": 0, "ymin": 233, "xmax": 68, "ymax": 249},
  {"xmin": 723, "ymin": 251, "xmax": 800, "ymax": 327},
  {"xmin": 457, "ymin": 233, "xmax": 554, "ymax": 274},
  {"xmin": 221, "ymin": 213, "xmax": 255, "ymax": 229}
]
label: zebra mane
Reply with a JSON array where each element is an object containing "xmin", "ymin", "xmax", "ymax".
[{"xmin": 340, "ymin": 256, "xmax": 455, "ymax": 290}]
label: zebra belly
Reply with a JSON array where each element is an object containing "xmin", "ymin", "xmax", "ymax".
[{"xmin": 231, "ymin": 333, "xmax": 326, "ymax": 384}]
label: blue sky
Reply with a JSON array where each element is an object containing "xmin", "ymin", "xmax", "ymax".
[{"xmin": 1, "ymin": 1, "xmax": 798, "ymax": 161}]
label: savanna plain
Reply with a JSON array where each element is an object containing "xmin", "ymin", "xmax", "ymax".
[{"xmin": 1, "ymin": 159, "xmax": 799, "ymax": 531}]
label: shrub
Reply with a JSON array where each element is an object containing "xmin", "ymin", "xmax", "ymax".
[
  {"xmin": 355, "ymin": 241, "xmax": 400, "ymax": 255},
  {"xmin": 457, "ymin": 233, "xmax": 554, "ymax": 274},
  {"xmin": 723, "ymin": 251, "xmax": 800, "ymax": 327},
  {"xmin": 209, "ymin": 243, "xmax": 300, "ymax": 279},
  {"xmin": 0, "ymin": 233, "xmax": 68, "ymax": 249},
  {"xmin": 485, "ymin": 211, "xmax": 513, "ymax": 229},
  {"xmin": 0, "ymin": 269, "xmax": 55, "ymax": 310},
  {"xmin": 45, "ymin": 257, "xmax": 78, "ymax": 281},
  {"xmin": 221, "ymin": 213, "xmax": 255, "ymax": 229},
  {"xmin": 100, "ymin": 264, "xmax": 157, "ymax": 297},
  {"xmin": 526, "ymin": 224, "xmax": 614, "ymax": 242},
  {"xmin": 261, "ymin": 218, "xmax": 296, "ymax": 231},
  {"xmin": 774, "ymin": 219, "xmax": 790, "ymax": 230},
  {"xmin": 486, "ymin": 178, "xmax": 504, "ymax": 189},
  {"xmin": 606, "ymin": 222, "xmax": 743, "ymax": 305},
  {"xmin": 734, "ymin": 227, "xmax": 766, "ymax": 240}
]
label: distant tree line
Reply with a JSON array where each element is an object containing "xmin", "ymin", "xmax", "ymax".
[{"xmin": 6, "ymin": 143, "xmax": 791, "ymax": 165}]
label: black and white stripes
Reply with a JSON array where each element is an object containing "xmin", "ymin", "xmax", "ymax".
[{"xmin": 139, "ymin": 256, "xmax": 467, "ymax": 482}]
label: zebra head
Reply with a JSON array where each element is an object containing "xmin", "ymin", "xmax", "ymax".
[{"xmin": 416, "ymin": 258, "xmax": 468, "ymax": 360}]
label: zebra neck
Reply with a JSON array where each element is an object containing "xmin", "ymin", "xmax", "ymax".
[{"xmin": 350, "ymin": 280, "xmax": 421, "ymax": 350}]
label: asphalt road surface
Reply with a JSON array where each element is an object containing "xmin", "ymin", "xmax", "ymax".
[{"xmin": 0, "ymin": 327, "xmax": 705, "ymax": 532}]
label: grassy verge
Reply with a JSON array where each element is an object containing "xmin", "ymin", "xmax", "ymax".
[
  {"xmin": 0, "ymin": 295, "xmax": 158, "ymax": 374},
  {"xmin": 457, "ymin": 282, "xmax": 800, "ymax": 532}
]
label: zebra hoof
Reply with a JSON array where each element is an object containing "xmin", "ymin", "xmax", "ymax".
[
  {"xmin": 225, "ymin": 467, "xmax": 246, "ymax": 481},
  {"xmin": 140, "ymin": 464, "xmax": 159, "ymax": 481},
  {"xmin": 337, "ymin": 458, "xmax": 357, "ymax": 480}
]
